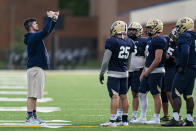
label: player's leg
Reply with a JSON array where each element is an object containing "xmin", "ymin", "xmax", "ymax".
[
  {"xmin": 165, "ymin": 67, "xmax": 176, "ymax": 109},
  {"xmin": 161, "ymin": 76, "xmax": 170, "ymax": 121},
  {"xmin": 109, "ymin": 77, "xmax": 119, "ymax": 122},
  {"xmin": 100, "ymin": 77, "xmax": 120, "ymax": 127},
  {"xmin": 129, "ymin": 70, "xmax": 141, "ymax": 122},
  {"xmin": 118, "ymin": 94, "xmax": 129, "ymax": 126},
  {"xmin": 132, "ymin": 76, "xmax": 149, "ymax": 124},
  {"xmin": 182, "ymin": 71, "xmax": 195, "ymax": 126},
  {"xmin": 162, "ymin": 72, "xmax": 187, "ymax": 126},
  {"xmin": 146, "ymin": 73, "xmax": 164, "ymax": 124},
  {"xmin": 117, "ymin": 77, "xmax": 129, "ymax": 126},
  {"xmin": 116, "ymin": 73, "xmax": 130, "ymax": 122},
  {"xmin": 161, "ymin": 91, "xmax": 170, "ymax": 121},
  {"xmin": 116, "ymin": 98, "xmax": 123, "ymax": 122}
]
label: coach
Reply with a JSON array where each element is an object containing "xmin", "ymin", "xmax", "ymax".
[{"xmin": 23, "ymin": 11, "xmax": 59, "ymax": 124}]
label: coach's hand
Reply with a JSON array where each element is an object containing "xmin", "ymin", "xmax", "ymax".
[
  {"xmin": 53, "ymin": 11, "xmax": 60, "ymax": 20},
  {"xmin": 47, "ymin": 11, "xmax": 55, "ymax": 18},
  {"xmin": 99, "ymin": 74, "xmax": 104, "ymax": 84}
]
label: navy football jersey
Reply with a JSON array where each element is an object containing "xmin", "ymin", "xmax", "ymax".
[
  {"xmin": 164, "ymin": 35, "xmax": 177, "ymax": 68},
  {"xmin": 134, "ymin": 37, "xmax": 148, "ymax": 57},
  {"xmin": 145, "ymin": 36, "xmax": 167, "ymax": 68},
  {"xmin": 105, "ymin": 36, "xmax": 134, "ymax": 72},
  {"xmin": 176, "ymin": 31, "xmax": 196, "ymax": 69}
]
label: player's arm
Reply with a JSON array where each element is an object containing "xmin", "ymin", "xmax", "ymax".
[
  {"xmin": 145, "ymin": 49, "xmax": 163, "ymax": 76},
  {"xmin": 99, "ymin": 49, "xmax": 112, "ymax": 84},
  {"xmin": 140, "ymin": 66, "xmax": 146, "ymax": 81},
  {"xmin": 178, "ymin": 43, "xmax": 190, "ymax": 72},
  {"xmin": 177, "ymin": 33, "xmax": 191, "ymax": 73}
]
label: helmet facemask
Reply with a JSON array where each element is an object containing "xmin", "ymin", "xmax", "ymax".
[
  {"xmin": 145, "ymin": 26, "xmax": 154, "ymax": 36},
  {"xmin": 127, "ymin": 28, "xmax": 138, "ymax": 40}
]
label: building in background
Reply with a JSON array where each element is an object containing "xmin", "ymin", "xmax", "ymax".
[{"xmin": 0, "ymin": 0, "xmax": 196, "ymax": 68}]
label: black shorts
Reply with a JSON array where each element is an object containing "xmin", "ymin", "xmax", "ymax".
[
  {"xmin": 107, "ymin": 77, "xmax": 128, "ymax": 98},
  {"xmin": 139, "ymin": 73, "xmax": 164, "ymax": 95},
  {"xmin": 162, "ymin": 67, "xmax": 176, "ymax": 92},
  {"xmin": 128, "ymin": 69, "xmax": 142, "ymax": 93},
  {"xmin": 172, "ymin": 68, "xmax": 196, "ymax": 100}
]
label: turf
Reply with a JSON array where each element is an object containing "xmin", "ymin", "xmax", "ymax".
[{"xmin": 0, "ymin": 70, "xmax": 195, "ymax": 131}]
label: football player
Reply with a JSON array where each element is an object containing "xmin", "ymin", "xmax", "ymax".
[
  {"xmin": 132, "ymin": 18, "xmax": 167, "ymax": 124},
  {"xmin": 160, "ymin": 28, "xmax": 178, "ymax": 121},
  {"xmin": 162, "ymin": 17, "xmax": 196, "ymax": 126},
  {"xmin": 126, "ymin": 22, "xmax": 148, "ymax": 122},
  {"xmin": 99, "ymin": 20, "xmax": 134, "ymax": 127}
]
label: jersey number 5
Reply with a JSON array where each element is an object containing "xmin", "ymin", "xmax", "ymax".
[
  {"xmin": 118, "ymin": 46, "xmax": 130, "ymax": 59},
  {"xmin": 167, "ymin": 47, "xmax": 174, "ymax": 56}
]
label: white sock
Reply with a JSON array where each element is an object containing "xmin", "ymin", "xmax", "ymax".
[
  {"xmin": 123, "ymin": 113, "xmax": 128, "ymax": 116},
  {"xmin": 139, "ymin": 93, "xmax": 148, "ymax": 118},
  {"xmin": 132, "ymin": 110, "xmax": 138, "ymax": 117},
  {"xmin": 154, "ymin": 114, "xmax": 160, "ymax": 118},
  {"xmin": 110, "ymin": 114, "xmax": 117, "ymax": 121},
  {"xmin": 117, "ymin": 108, "xmax": 123, "ymax": 116},
  {"xmin": 173, "ymin": 112, "xmax": 179, "ymax": 121},
  {"xmin": 187, "ymin": 114, "xmax": 193, "ymax": 121}
]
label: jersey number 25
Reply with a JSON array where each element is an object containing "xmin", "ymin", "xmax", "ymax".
[{"xmin": 118, "ymin": 46, "xmax": 130, "ymax": 59}]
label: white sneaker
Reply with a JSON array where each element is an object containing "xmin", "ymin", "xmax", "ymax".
[
  {"xmin": 100, "ymin": 121, "xmax": 117, "ymax": 127},
  {"xmin": 117, "ymin": 122, "xmax": 128, "ymax": 126},
  {"xmin": 129, "ymin": 116, "xmax": 136, "ymax": 123},
  {"xmin": 26, "ymin": 116, "xmax": 40, "ymax": 125},
  {"xmin": 34, "ymin": 116, "xmax": 46, "ymax": 124},
  {"xmin": 132, "ymin": 117, "xmax": 147, "ymax": 124},
  {"xmin": 145, "ymin": 117, "xmax": 160, "ymax": 124}
]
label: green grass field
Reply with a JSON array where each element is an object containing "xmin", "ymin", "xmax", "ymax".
[{"xmin": 0, "ymin": 70, "xmax": 195, "ymax": 131}]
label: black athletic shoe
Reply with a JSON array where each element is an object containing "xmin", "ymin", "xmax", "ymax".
[
  {"xmin": 161, "ymin": 118, "xmax": 181, "ymax": 126},
  {"xmin": 116, "ymin": 116, "xmax": 122, "ymax": 122},
  {"xmin": 182, "ymin": 119, "xmax": 194, "ymax": 126},
  {"xmin": 160, "ymin": 115, "xmax": 170, "ymax": 121}
]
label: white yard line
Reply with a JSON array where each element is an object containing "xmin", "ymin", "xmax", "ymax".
[
  {"xmin": 0, "ymin": 97, "xmax": 53, "ymax": 103},
  {"xmin": 0, "ymin": 107, "xmax": 60, "ymax": 112},
  {"xmin": 0, "ymin": 91, "xmax": 47, "ymax": 95},
  {"xmin": 0, "ymin": 123, "xmax": 71, "ymax": 126},
  {"xmin": 0, "ymin": 120, "xmax": 72, "ymax": 128},
  {"xmin": 0, "ymin": 86, "xmax": 26, "ymax": 89},
  {"xmin": 0, "ymin": 120, "xmax": 71, "ymax": 123}
]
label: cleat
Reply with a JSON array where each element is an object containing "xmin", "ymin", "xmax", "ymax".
[
  {"xmin": 34, "ymin": 116, "xmax": 46, "ymax": 124},
  {"xmin": 160, "ymin": 115, "xmax": 170, "ymax": 121},
  {"xmin": 117, "ymin": 121, "xmax": 128, "ymax": 126},
  {"xmin": 161, "ymin": 118, "xmax": 182, "ymax": 126},
  {"xmin": 132, "ymin": 117, "xmax": 146, "ymax": 124},
  {"xmin": 129, "ymin": 116, "xmax": 136, "ymax": 123},
  {"xmin": 100, "ymin": 121, "xmax": 117, "ymax": 127},
  {"xmin": 115, "ymin": 116, "xmax": 122, "ymax": 122},
  {"xmin": 179, "ymin": 115, "xmax": 183, "ymax": 122},
  {"xmin": 145, "ymin": 117, "xmax": 160, "ymax": 124},
  {"xmin": 25, "ymin": 116, "xmax": 40, "ymax": 125},
  {"xmin": 182, "ymin": 119, "xmax": 194, "ymax": 126}
]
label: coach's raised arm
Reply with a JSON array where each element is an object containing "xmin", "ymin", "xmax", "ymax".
[{"xmin": 24, "ymin": 11, "xmax": 59, "ymax": 45}]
